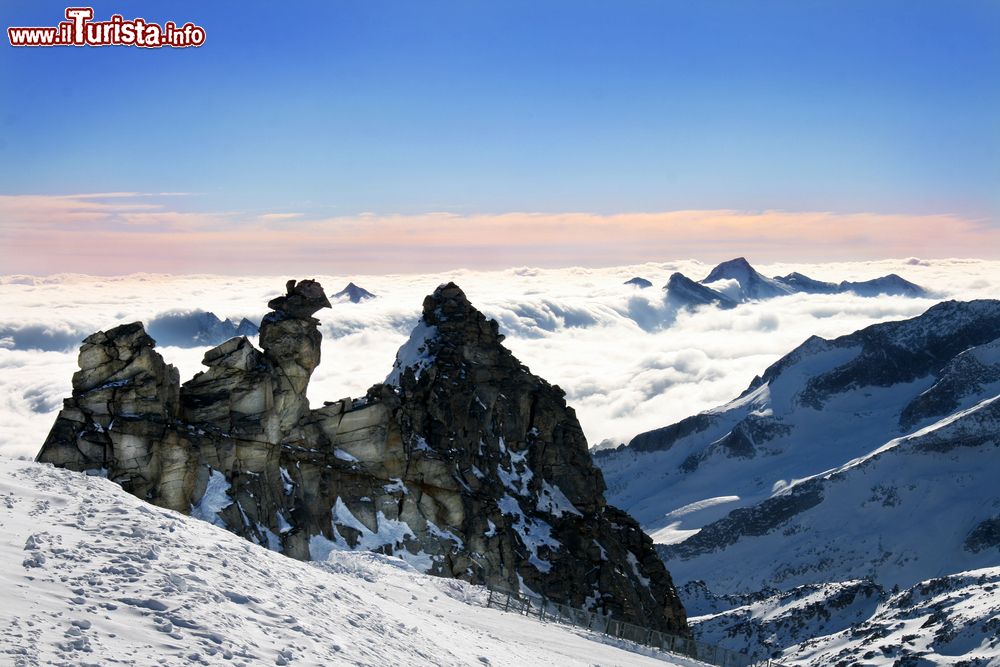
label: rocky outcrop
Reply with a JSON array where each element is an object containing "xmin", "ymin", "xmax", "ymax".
[
  {"xmin": 37, "ymin": 279, "xmax": 687, "ymax": 634},
  {"xmin": 38, "ymin": 322, "xmax": 187, "ymax": 507}
]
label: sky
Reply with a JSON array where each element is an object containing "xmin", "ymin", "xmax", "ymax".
[{"xmin": 1, "ymin": 1, "xmax": 999, "ymax": 274}]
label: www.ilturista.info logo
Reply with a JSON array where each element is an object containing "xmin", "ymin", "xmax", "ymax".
[{"xmin": 8, "ymin": 8, "xmax": 205, "ymax": 48}]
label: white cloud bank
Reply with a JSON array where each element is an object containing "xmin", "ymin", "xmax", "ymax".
[{"xmin": 1, "ymin": 258, "xmax": 998, "ymax": 460}]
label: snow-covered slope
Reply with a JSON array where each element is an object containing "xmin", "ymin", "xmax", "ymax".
[
  {"xmin": 599, "ymin": 300, "xmax": 1000, "ymax": 540},
  {"xmin": 686, "ymin": 569, "xmax": 1000, "ymax": 666},
  {"xmin": 666, "ymin": 393, "xmax": 1000, "ymax": 591},
  {"xmin": 595, "ymin": 299, "xmax": 1000, "ymax": 664},
  {"xmin": 0, "ymin": 456, "xmax": 706, "ymax": 667}
]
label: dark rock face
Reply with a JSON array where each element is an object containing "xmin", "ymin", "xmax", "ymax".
[
  {"xmin": 964, "ymin": 516, "xmax": 1000, "ymax": 553},
  {"xmin": 38, "ymin": 322, "xmax": 187, "ymax": 507},
  {"xmin": 389, "ymin": 283, "xmax": 686, "ymax": 630},
  {"xmin": 661, "ymin": 481, "xmax": 825, "ymax": 560},
  {"xmin": 797, "ymin": 301, "xmax": 1000, "ymax": 409},
  {"xmin": 37, "ymin": 279, "xmax": 687, "ymax": 634},
  {"xmin": 624, "ymin": 277, "xmax": 653, "ymax": 288},
  {"xmin": 610, "ymin": 412, "xmax": 717, "ymax": 455},
  {"xmin": 899, "ymin": 337, "xmax": 1000, "ymax": 429}
]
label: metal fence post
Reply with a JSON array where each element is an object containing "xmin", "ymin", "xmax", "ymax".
[{"xmin": 480, "ymin": 585, "xmax": 764, "ymax": 667}]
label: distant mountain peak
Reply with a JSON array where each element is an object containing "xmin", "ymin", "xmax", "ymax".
[
  {"xmin": 333, "ymin": 281, "xmax": 376, "ymax": 303},
  {"xmin": 838, "ymin": 273, "xmax": 927, "ymax": 297},
  {"xmin": 702, "ymin": 258, "xmax": 793, "ymax": 301},
  {"xmin": 773, "ymin": 272, "xmax": 840, "ymax": 294},
  {"xmin": 624, "ymin": 277, "xmax": 653, "ymax": 288},
  {"xmin": 664, "ymin": 272, "xmax": 738, "ymax": 310},
  {"xmin": 712, "ymin": 256, "xmax": 751, "ymax": 270},
  {"xmin": 702, "ymin": 257, "xmax": 755, "ymax": 282}
]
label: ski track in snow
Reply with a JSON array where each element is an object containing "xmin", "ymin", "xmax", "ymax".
[{"xmin": 0, "ymin": 456, "xmax": 705, "ymax": 667}]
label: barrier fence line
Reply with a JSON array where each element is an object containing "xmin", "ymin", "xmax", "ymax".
[{"xmin": 482, "ymin": 586, "xmax": 781, "ymax": 667}]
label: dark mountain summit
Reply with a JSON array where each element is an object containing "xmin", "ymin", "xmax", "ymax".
[
  {"xmin": 333, "ymin": 282, "xmax": 376, "ymax": 302},
  {"xmin": 701, "ymin": 257, "xmax": 793, "ymax": 301}
]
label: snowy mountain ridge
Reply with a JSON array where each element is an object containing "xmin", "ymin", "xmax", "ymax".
[
  {"xmin": 662, "ymin": 257, "xmax": 929, "ymax": 312},
  {"xmin": 596, "ymin": 299, "xmax": 1000, "ymax": 665}
]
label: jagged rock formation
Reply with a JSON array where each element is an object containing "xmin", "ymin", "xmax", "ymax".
[
  {"xmin": 333, "ymin": 282, "xmax": 376, "ymax": 303},
  {"xmin": 37, "ymin": 279, "xmax": 687, "ymax": 634}
]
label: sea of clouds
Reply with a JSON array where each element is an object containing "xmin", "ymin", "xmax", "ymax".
[{"xmin": 1, "ymin": 258, "xmax": 997, "ymax": 460}]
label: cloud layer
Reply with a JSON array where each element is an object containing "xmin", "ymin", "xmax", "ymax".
[
  {"xmin": 2, "ymin": 193, "xmax": 999, "ymax": 274},
  {"xmin": 1, "ymin": 258, "xmax": 998, "ymax": 460}
]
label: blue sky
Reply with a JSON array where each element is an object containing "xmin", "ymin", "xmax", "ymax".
[{"xmin": 1, "ymin": 1, "xmax": 998, "ymax": 272}]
